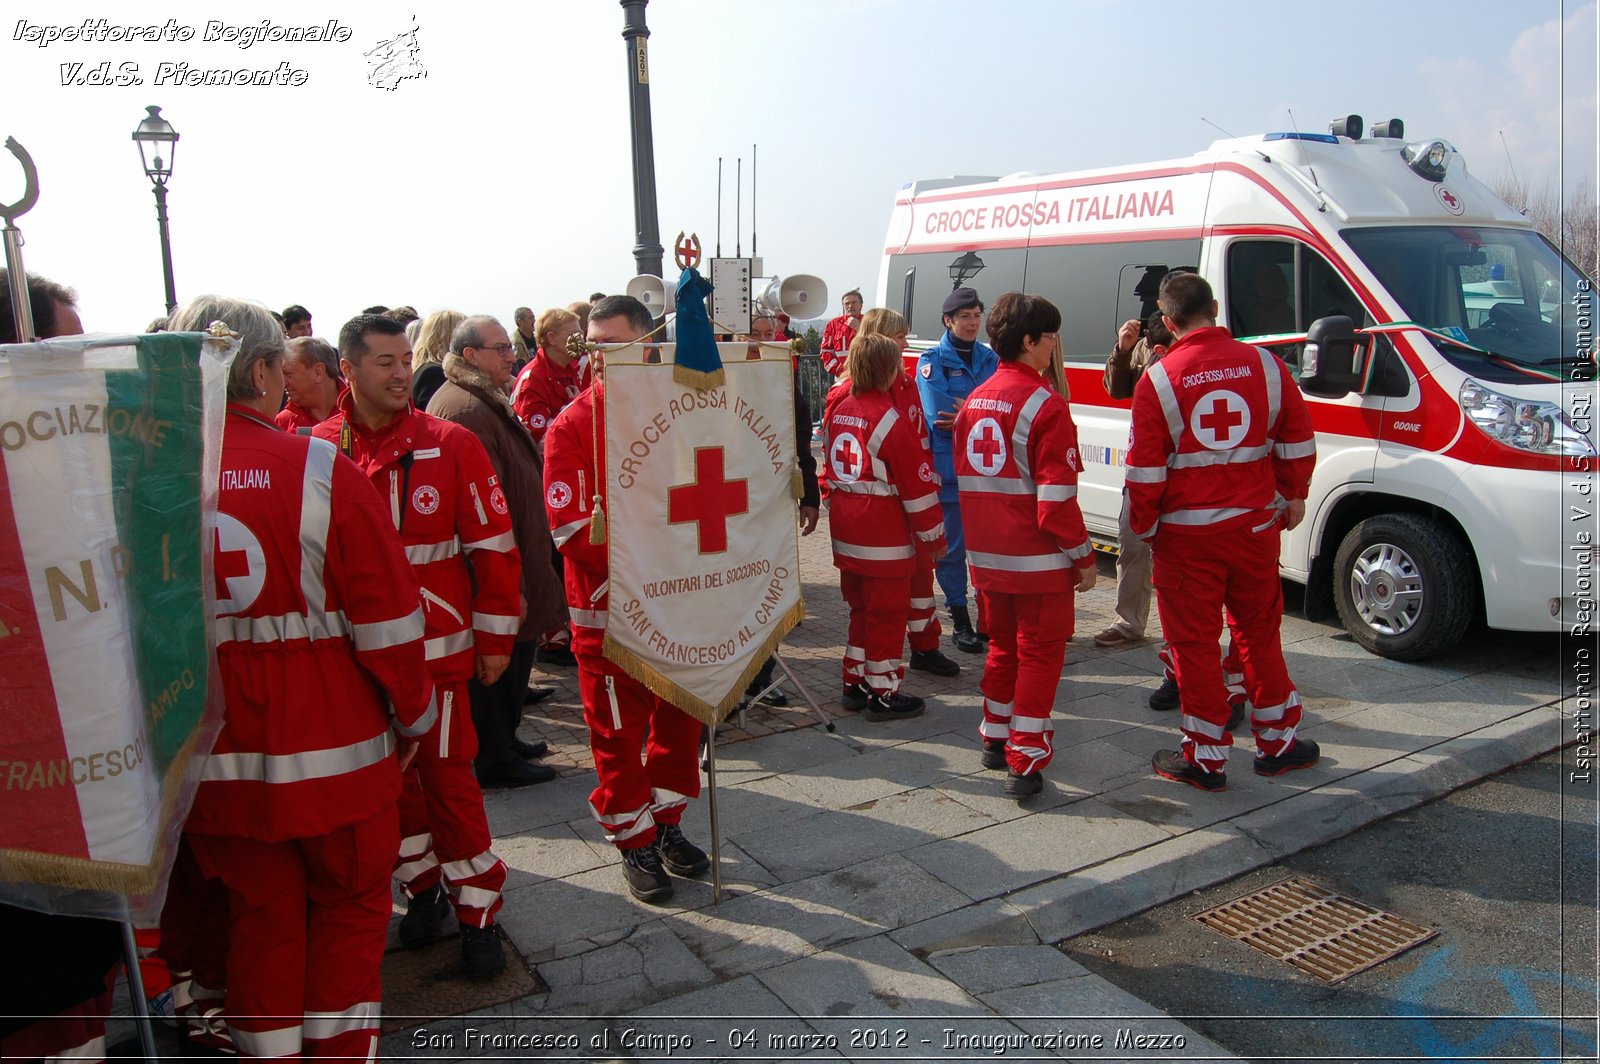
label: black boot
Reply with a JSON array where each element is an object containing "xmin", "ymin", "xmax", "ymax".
[{"xmin": 949, "ymin": 605, "xmax": 984, "ymax": 655}]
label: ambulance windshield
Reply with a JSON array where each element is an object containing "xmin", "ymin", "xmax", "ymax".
[{"xmin": 1343, "ymin": 225, "xmax": 1592, "ymax": 374}]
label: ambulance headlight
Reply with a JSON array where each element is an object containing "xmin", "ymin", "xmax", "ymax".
[
  {"xmin": 1403, "ymin": 139, "xmax": 1456, "ymax": 181},
  {"xmin": 1459, "ymin": 378, "xmax": 1595, "ymax": 457}
]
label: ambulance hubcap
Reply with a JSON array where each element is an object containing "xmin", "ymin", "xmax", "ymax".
[{"xmin": 1349, "ymin": 542, "xmax": 1424, "ymax": 635}]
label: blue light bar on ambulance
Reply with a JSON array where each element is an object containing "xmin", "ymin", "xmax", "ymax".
[{"xmin": 1264, "ymin": 132, "xmax": 1341, "ymax": 145}]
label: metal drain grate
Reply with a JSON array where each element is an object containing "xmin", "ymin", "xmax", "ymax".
[{"xmin": 1194, "ymin": 875, "xmax": 1438, "ymax": 982}]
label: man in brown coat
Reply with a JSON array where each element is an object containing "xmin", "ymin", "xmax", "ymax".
[{"xmin": 427, "ymin": 315, "xmax": 568, "ymax": 788}]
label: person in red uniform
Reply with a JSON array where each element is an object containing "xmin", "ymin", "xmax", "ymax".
[
  {"xmin": 314, "ymin": 313, "xmax": 518, "ymax": 978},
  {"xmin": 1126, "ymin": 271, "xmax": 1319, "ymax": 791},
  {"xmin": 819, "ymin": 288, "xmax": 863, "ymax": 376},
  {"xmin": 275, "ymin": 336, "xmax": 342, "ymax": 431},
  {"xmin": 174, "ymin": 295, "xmax": 435, "ymax": 1060},
  {"xmin": 954, "ymin": 293, "xmax": 1098, "ymax": 798},
  {"xmin": 542, "ymin": 294, "xmax": 710, "ymax": 904},
  {"xmin": 510, "ymin": 306, "xmax": 586, "ymax": 442},
  {"xmin": 824, "ymin": 333, "xmax": 948, "ymax": 721}
]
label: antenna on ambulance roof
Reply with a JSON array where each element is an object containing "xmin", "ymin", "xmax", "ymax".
[
  {"xmin": 735, "ymin": 156, "xmax": 742, "ymax": 258},
  {"xmin": 1202, "ymin": 116, "xmax": 1268, "ymax": 162},
  {"xmin": 716, "ymin": 156, "xmax": 723, "ymax": 257},
  {"xmin": 1285, "ymin": 108, "xmax": 1327, "ymax": 211},
  {"xmin": 1498, "ymin": 130, "xmax": 1519, "ymax": 188},
  {"xmin": 751, "ymin": 143, "xmax": 758, "ymax": 259}
]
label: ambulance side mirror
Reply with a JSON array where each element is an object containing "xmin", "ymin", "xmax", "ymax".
[{"xmin": 1299, "ymin": 316, "xmax": 1365, "ymax": 398}]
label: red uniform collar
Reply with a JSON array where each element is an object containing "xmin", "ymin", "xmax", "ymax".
[{"xmin": 227, "ymin": 404, "xmax": 280, "ymax": 430}]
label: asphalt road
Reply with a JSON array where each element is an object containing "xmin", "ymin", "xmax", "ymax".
[{"xmin": 1064, "ymin": 748, "xmax": 1598, "ymax": 1063}]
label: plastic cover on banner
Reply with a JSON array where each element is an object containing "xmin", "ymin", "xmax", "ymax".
[
  {"xmin": 601, "ymin": 340, "xmax": 805, "ymax": 725},
  {"xmin": 0, "ymin": 331, "xmax": 233, "ymax": 923}
]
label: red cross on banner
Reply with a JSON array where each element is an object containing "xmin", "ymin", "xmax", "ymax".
[{"xmin": 668, "ymin": 446, "xmax": 748, "ymax": 554}]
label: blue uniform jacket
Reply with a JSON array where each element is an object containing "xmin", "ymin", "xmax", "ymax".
[{"xmin": 917, "ymin": 331, "xmax": 999, "ymax": 491}]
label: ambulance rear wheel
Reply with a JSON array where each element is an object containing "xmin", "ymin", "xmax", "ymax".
[{"xmin": 1333, "ymin": 514, "xmax": 1475, "ymax": 661}]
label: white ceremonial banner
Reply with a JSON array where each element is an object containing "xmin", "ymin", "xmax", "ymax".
[{"xmin": 602, "ymin": 342, "xmax": 803, "ymax": 724}]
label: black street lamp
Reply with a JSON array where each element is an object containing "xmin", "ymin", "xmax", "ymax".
[
  {"xmin": 948, "ymin": 251, "xmax": 985, "ymax": 289},
  {"xmin": 132, "ymin": 105, "xmax": 179, "ymax": 315}
]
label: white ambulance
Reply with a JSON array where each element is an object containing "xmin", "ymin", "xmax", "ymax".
[{"xmin": 879, "ymin": 117, "xmax": 1595, "ymax": 660}]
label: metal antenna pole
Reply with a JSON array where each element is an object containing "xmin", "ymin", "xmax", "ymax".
[
  {"xmin": 620, "ymin": 0, "xmax": 664, "ymax": 278},
  {"xmin": 751, "ymin": 143, "xmax": 757, "ymax": 259}
]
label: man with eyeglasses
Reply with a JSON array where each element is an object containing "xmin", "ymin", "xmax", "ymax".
[{"xmin": 427, "ymin": 316, "xmax": 568, "ymax": 791}]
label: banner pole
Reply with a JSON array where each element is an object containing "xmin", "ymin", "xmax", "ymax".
[
  {"xmin": 705, "ymin": 727, "xmax": 723, "ymax": 906},
  {"xmin": 772, "ymin": 652, "xmax": 835, "ymax": 733},
  {"xmin": 119, "ymin": 915, "xmax": 159, "ymax": 1060}
]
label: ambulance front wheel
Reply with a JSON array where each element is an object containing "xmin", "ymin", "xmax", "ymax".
[{"xmin": 1333, "ymin": 514, "xmax": 1476, "ymax": 661}]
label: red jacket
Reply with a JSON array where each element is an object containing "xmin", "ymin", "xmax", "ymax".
[
  {"xmin": 821, "ymin": 369, "xmax": 931, "ymax": 505},
  {"xmin": 511, "ymin": 347, "xmax": 586, "ymax": 442},
  {"xmin": 1126, "ymin": 326, "xmax": 1315, "ymax": 539},
  {"xmin": 819, "ymin": 316, "xmax": 858, "ymax": 376},
  {"xmin": 190, "ymin": 406, "xmax": 435, "ymax": 843},
  {"xmin": 313, "ymin": 399, "xmax": 522, "ymax": 682},
  {"xmin": 954, "ymin": 361, "xmax": 1095, "ymax": 594},
  {"xmin": 823, "ymin": 388, "xmax": 945, "ymax": 576},
  {"xmin": 542, "ymin": 384, "xmax": 610, "ymax": 657},
  {"xmin": 274, "ymin": 401, "xmax": 318, "ymax": 433}
]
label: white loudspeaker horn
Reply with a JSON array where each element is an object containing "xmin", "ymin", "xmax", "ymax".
[
  {"xmin": 756, "ymin": 274, "xmax": 828, "ymax": 319},
  {"xmin": 626, "ymin": 274, "xmax": 675, "ymax": 313}
]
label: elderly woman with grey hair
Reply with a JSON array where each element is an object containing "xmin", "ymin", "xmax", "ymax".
[{"xmin": 165, "ymin": 296, "xmax": 434, "ymax": 1059}]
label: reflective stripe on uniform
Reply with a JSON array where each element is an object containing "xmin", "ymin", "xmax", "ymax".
[
  {"xmin": 441, "ymin": 849, "xmax": 501, "ymax": 882},
  {"xmin": 902, "ymin": 491, "xmax": 940, "ymax": 512},
  {"xmin": 570, "ymin": 607, "xmax": 607, "ymax": 629},
  {"xmin": 303, "ymin": 1002, "xmax": 381, "ymax": 1040},
  {"xmin": 1258, "ymin": 348, "xmax": 1281, "ymax": 429},
  {"xmin": 958, "ymin": 475, "xmax": 1034, "ymax": 495},
  {"xmin": 455, "ymin": 885, "xmax": 499, "ymax": 916},
  {"xmin": 1146, "ymin": 363, "xmax": 1186, "ymax": 448},
  {"xmin": 230, "ymin": 1026, "xmax": 303, "ymax": 1058},
  {"xmin": 915, "ymin": 523, "xmax": 945, "ymax": 543},
  {"xmin": 1009, "ymin": 715, "xmax": 1051, "ymax": 733},
  {"xmin": 299, "ymin": 437, "xmax": 338, "ymax": 620},
  {"xmin": 405, "ymin": 539, "xmax": 460, "ymax": 564},
  {"xmin": 461, "ymin": 529, "xmax": 516, "ymax": 554},
  {"xmin": 550, "ymin": 518, "xmax": 588, "ymax": 548},
  {"xmin": 1181, "ymin": 714, "xmax": 1228, "ymax": 740},
  {"xmin": 1037, "ymin": 483, "xmax": 1077, "ymax": 502},
  {"xmin": 215, "ymin": 610, "xmax": 350, "ymax": 645},
  {"xmin": 830, "ymin": 480, "xmax": 899, "ymax": 496},
  {"xmin": 1124, "ymin": 464, "xmax": 1167, "ymax": 483},
  {"xmin": 394, "ymin": 687, "xmax": 439, "ymax": 738},
  {"xmin": 969, "ymin": 549, "xmax": 1072, "ymax": 572},
  {"xmin": 350, "ymin": 606, "xmax": 424, "ymax": 653},
  {"xmin": 1011, "ymin": 387, "xmax": 1051, "ymax": 481},
  {"xmin": 1170, "ymin": 444, "xmax": 1271, "ymax": 468},
  {"xmin": 1275, "ymin": 438, "xmax": 1316, "ymax": 459},
  {"xmin": 472, "ymin": 612, "xmax": 520, "ymax": 636},
  {"xmin": 424, "ymin": 629, "xmax": 473, "ymax": 661},
  {"xmin": 1162, "ymin": 506, "xmax": 1254, "ymax": 526},
  {"xmin": 202, "ymin": 731, "xmax": 395, "ymax": 784},
  {"xmin": 835, "ymin": 540, "xmax": 916, "ymax": 561}
]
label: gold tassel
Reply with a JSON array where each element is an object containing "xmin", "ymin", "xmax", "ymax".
[
  {"xmin": 589, "ymin": 497, "xmax": 607, "ymax": 544},
  {"xmin": 791, "ymin": 466, "xmax": 804, "ymax": 499},
  {"xmin": 673, "ymin": 363, "xmax": 726, "ymax": 390}
]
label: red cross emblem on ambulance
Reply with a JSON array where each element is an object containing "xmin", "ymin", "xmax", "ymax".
[
  {"xmin": 966, "ymin": 416, "xmax": 1007, "ymax": 475},
  {"xmin": 1192, "ymin": 390, "xmax": 1250, "ymax": 450}
]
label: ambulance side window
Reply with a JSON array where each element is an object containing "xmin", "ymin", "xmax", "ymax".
[{"xmin": 1227, "ymin": 240, "xmax": 1366, "ymax": 371}]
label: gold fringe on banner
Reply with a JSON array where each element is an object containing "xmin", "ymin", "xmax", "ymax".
[
  {"xmin": 791, "ymin": 467, "xmax": 804, "ymax": 499},
  {"xmin": 673, "ymin": 362, "xmax": 726, "ymax": 391},
  {"xmin": 601, "ymin": 598, "xmax": 806, "ymax": 728}
]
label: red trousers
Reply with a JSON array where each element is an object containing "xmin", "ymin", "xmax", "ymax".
[
  {"xmin": 840, "ymin": 570, "xmax": 911, "ymax": 695},
  {"xmin": 1153, "ymin": 523, "xmax": 1302, "ymax": 774},
  {"xmin": 978, "ymin": 590, "xmax": 1075, "ymax": 775},
  {"xmin": 188, "ymin": 804, "xmax": 398, "ymax": 1060},
  {"xmin": 158, "ymin": 838, "xmax": 233, "ymax": 1053},
  {"xmin": 395, "ymin": 681, "xmax": 506, "ymax": 928},
  {"xmin": 578, "ymin": 654, "xmax": 702, "ymax": 850},
  {"xmin": 1159, "ymin": 628, "xmax": 1247, "ymax": 708},
  {"xmin": 906, "ymin": 560, "xmax": 942, "ymax": 652}
]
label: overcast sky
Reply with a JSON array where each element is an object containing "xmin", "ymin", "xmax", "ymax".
[{"xmin": 0, "ymin": 0, "xmax": 1594, "ymax": 336}]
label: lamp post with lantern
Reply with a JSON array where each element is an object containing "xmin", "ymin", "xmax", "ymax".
[{"xmin": 132, "ymin": 105, "xmax": 179, "ymax": 315}]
